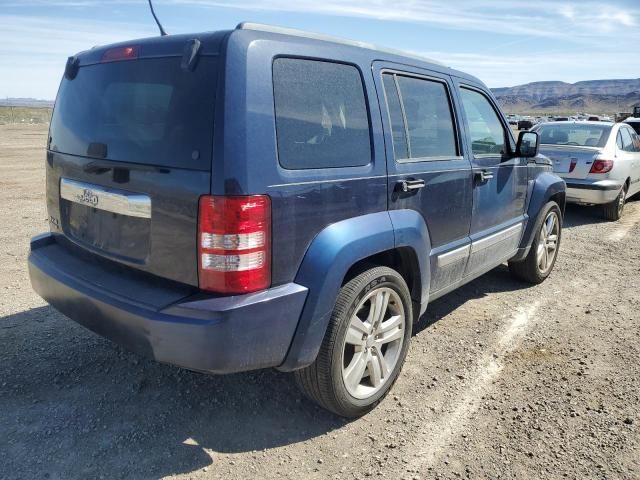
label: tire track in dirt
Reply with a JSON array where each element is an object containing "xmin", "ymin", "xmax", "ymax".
[
  {"xmin": 404, "ymin": 301, "xmax": 542, "ymax": 471},
  {"xmin": 607, "ymin": 202, "xmax": 640, "ymax": 241}
]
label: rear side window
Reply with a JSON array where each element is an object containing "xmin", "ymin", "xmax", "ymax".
[
  {"xmin": 620, "ymin": 127, "xmax": 636, "ymax": 152},
  {"xmin": 382, "ymin": 73, "xmax": 458, "ymax": 161},
  {"xmin": 273, "ymin": 58, "xmax": 371, "ymax": 169},
  {"xmin": 382, "ymin": 74, "xmax": 409, "ymax": 159},
  {"xmin": 50, "ymin": 57, "xmax": 217, "ymax": 170}
]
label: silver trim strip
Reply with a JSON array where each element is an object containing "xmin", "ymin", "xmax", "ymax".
[
  {"xmin": 60, "ymin": 178, "xmax": 151, "ymax": 219},
  {"xmin": 237, "ymin": 22, "xmax": 446, "ymax": 66},
  {"xmin": 471, "ymin": 223, "xmax": 522, "ymax": 253},
  {"xmin": 437, "ymin": 244, "xmax": 470, "ymax": 267}
]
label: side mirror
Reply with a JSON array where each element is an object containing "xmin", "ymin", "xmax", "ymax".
[{"xmin": 516, "ymin": 131, "xmax": 539, "ymax": 158}]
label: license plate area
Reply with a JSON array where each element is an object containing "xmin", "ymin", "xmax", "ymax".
[
  {"xmin": 60, "ymin": 179, "xmax": 151, "ymax": 263},
  {"xmin": 550, "ymin": 156, "xmax": 573, "ymax": 174}
]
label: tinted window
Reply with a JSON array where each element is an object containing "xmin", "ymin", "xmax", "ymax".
[
  {"xmin": 50, "ymin": 57, "xmax": 217, "ymax": 170},
  {"xmin": 626, "ymin": 121, "xmax": 640, "ymax": 135},
  {"xmin": 382, "ymin": 74, "xmax": 409, "ymax": 159},
  {"xmin": 273, "ymin": 58, "xmax": 371, "ymax": 169},
  {"xmin": 392, "ymin": 75, "xmax": 457, "ymax": 159},
  {"xmin": 537, "ymin": 123, "xmax": 612, "ymax": 148},
  {"xmin": 460, "ymin": 88, "xmax": 506, "ymax": 156}
]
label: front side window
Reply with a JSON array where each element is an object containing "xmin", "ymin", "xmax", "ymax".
[
  {"xmin": 460, "ymin": 88, "xmax": 507, "ymax": 156},
  {"xmin": 273, "ymin": 58, "xmax": 371, "ymax": 169},
  {"xmin": 382, "ymin": 73, "xmax": 457, "ymax": 161}
]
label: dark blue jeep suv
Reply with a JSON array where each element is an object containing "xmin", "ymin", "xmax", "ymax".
[{"xmin": 29, "ymin": 23, "xmax": 565, "ymax": 417}]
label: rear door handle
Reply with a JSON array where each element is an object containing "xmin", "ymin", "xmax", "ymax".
[
  {"xmin": 475, "ymin": 170, "xmax": 494, "ymax": 183},
  {"xmin": 398, "ymin": 179, "xmax": 426, "ymax": 192}
]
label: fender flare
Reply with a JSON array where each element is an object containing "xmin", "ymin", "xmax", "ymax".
[
  {"xmin": 512, "ymin": 171, "xmax": 566, "ymax": 261},
  {"xmin": 278, "ymin": 210, "xmax": 431, "ymax": 371}
]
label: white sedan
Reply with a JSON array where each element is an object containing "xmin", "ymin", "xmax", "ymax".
[{"xmin": 532, "ymin": 121, "xmax": 640, "ymax": 220}]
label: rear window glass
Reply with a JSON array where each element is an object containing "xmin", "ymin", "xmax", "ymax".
[
  {"xmin": 536, "ymin": 123, "xmax": 611, "ymax": 148},
  {"xmin": 49, "ymin": 57, "xmax": 217, "ymax": 170},
  {"xmin": 273, "ymin": 58, "xmax": 371, "ymax": 169}
]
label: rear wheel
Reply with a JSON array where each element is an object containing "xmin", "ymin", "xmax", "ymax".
[
  {"xmin": 603, "ymin": 184, "xmax": 627, "ymax": 221},
  {"xmin": 294, "ymin": 266, "xmax": 412, "ymax": 417},
  {"xmin": 509, "ymin": 201, "xmax": 562, "ymax": 284}
]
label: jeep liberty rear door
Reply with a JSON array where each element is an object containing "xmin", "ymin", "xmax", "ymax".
[{"xmin": 373, "ymin": 61, "xmax": 473, "ymax": 295}]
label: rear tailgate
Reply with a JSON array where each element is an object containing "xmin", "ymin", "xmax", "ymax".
[{"xmin": 46, "ymin": 35, "xmax": 224, "ymax": 286}]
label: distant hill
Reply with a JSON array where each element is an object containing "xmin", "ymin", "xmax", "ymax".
[
  {"xmin": 492, "ymin": 79, "xmax": 640, "ymax": 115},
  {"xmin": 2, "ymin": 98, "xmax": 54, "ymax": 108}
]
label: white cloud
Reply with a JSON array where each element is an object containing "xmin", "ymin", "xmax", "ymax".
[
  {"xmin": 2, "ymin": 0, "xmax": 638, "ymax": 97},
  {"xmin": 169, "ymin": 0, "xmax": 639, "ymax": 39}
]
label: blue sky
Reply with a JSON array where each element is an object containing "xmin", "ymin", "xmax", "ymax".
[{"xmin": 1, "ymin": 0, "xmax": 639, "ymax": 99}]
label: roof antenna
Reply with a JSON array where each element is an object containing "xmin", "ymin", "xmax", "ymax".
[{"xmin": 148, "ymin": 0, "xmax": 167, "ymax": 36}]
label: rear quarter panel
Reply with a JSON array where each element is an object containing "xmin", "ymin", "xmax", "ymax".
[{"xmin": 218, "ymin": 30, "xmax": 389, "ymax": 286}]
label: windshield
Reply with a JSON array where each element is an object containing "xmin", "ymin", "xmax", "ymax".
[
  {"xmin": 50, "ymin": 56, "xmax": 217, "ymax": 170},
  {"xmin": 536, "ymin": 123, "xmax": 611, "ymax": 148}
]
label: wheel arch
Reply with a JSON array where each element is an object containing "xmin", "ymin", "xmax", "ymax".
[
  {"xmin": 511, "ymin": 172, "xmax": 566, "ymax": 262},
  {"xmin": 278, "ymin": 210, "xmax": 431, "ymax": 371}
]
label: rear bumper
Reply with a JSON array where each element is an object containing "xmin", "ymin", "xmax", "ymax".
[
  {"xmin": 564, "ymin": 179, "xmax": 622, "ymax": 205},
  {"xmin": 28, "ymin": 233, "xmax": 308, "ymax": 374}
]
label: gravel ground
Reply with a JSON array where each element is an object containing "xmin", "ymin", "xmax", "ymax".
[{"xmin": 1, "ymin": 124, "xmax": 638, "ymax": 480}]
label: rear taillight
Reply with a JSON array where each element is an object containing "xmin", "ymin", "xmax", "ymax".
[
  {"xmin": 589, "ymin": 159, "xmax": 613, "ymax": 174},
  {"xmin": 101, "ymin": 46, "xmax": 138, "ymax": 62},
  {"xmin": 569, "ymin": 158, "xmax": 577, "ymax": 173},
  {"xmin": 198, "ymin": 195, "xmax": 271, "ymax": 294}
]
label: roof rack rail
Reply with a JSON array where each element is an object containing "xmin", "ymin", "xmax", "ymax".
[{"xmin": 236, "ymin": 22, "xmax": 445, "ymax": 67}]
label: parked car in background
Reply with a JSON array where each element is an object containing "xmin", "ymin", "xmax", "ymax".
[
  {"xmin": 626, "ymin": 118, "xmax": 640, "ymax": 135},
  {"xmin": 28, "ymin": 23, "xmax": 566, "ymax": 417},
  {"xmin": 532, "ymin": 121, "xmax": 640, "ymax": 220},
  {"xmin": 624, "ymin": 110, "xmax": 640, "ymax": 135},
  {"xmin": 554, "ymin": 116, "xmax": 569, "ymax": 121},
  {"xmin": 517, "ymin": 118, "xmax": 534, "ymax": 130}
]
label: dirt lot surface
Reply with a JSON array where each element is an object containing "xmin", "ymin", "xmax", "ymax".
[{"xmin": 1, "ymin": 124, "xmax": 638, "ymax": 480}]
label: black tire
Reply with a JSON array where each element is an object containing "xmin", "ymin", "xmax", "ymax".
[
  {"xmin": 294, "ymin": 266, "xmax": 413, "ymax": 418},
  {"xmin": 603, "ymin": 184, "xmax": 627, "ymax": 221},
  {"xmin": 509, "ymin": 201, "xmax": 562, "ymax": 284}
]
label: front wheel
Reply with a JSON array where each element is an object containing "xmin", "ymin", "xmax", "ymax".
[
  {"xmin": 509, "ymin": 201, "xmax": 562, "ymax": 284},
  {"xmin": 294, "ymin": 266, "xmax": 413, "ymax": 417}
]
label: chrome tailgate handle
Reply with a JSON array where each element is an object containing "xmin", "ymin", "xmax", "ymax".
[{"xmin": 60, "ymin": 178, "xmax": 151, "ymax": 219}]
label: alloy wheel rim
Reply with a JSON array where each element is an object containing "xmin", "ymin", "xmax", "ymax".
[
  {"xmin": 618, "ymin": 187, "xmax": 626, "ymax": 215},
  {"xmin": 536, "ymin": 211, "xmax": 559, "ymax": 275},
  {"xmin": 341, "ymin": 287, "xmax": 405, "ymax": 400}
]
